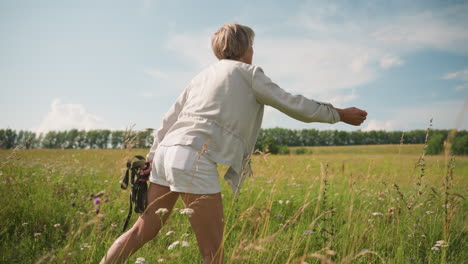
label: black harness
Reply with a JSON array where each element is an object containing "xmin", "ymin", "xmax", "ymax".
[{"xmin": 120, "ymin": 155, "xmax": 150, "ymax": 232}]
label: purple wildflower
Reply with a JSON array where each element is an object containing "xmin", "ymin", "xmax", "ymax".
[{"xmin": 93, "ymin": 197, "xmax": 102, "ymax": 205}]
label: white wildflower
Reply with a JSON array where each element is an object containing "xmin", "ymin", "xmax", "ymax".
[
  {"xmin": 166, "ymin": 230, "xmax": 175, "ymax": 236},
  {"xmin": 371, "ymin": 212, "xmax": 384, "ymax": 216},
  {"xmin": 181, "ymin": 241, "xmax": 190, "ymax": 247},
  {"xmin": 182, "ymin": 233, "xmax": 189, "ymax": 237},
  {"xmin": 120, "ymin": 209, "xmax": 126, "ymax": 214},
  {"xmin": 54, "ymin": 223, "xmax": 61, "ymax": 228},
  {"xmin": 431, "ymin": 246, "xmax": 440, "ymax": 251},
  {"xmin": 285, "ymin": 200, "xmax": 291, "ymax": 204},
  {"xmin": 34, "ymin": 233, "xmax": 42, "ymax": 237},
  {"xmin": 435, "ymin": 240, "xmax": 448, "ymax": 247},
  {"xmin": 173, "ymin": 207, "xmax": 180, "ymax": 211},
  {"xmin": 180, "ymin": 208, "xmax": 194, "ymax": 216},
  {"xmin": 82, "ymin": 243, "xmax": 91, "ymax": 249},
  {"xmin": 425, "ymin": 211, "xmax": 435, "ymax": 215},
  {"xmin": 22, "ymin": 222, "xmax": 29, "ymax": 226},
  {"xmin": 155, "ymin": 208, "xmax": 169, "ymax": 216},
  {"xmin": 135, "ymin": 257, "xmax": 149, "ymax": 264},
  {"xmin": 278, "ymin": 200, "xmax": 284, "ymax": 204},
  {"xmin": 157, "ymin": 259, "xmax": 165, "ymax": 263},
  {"xmin": 168, "ymin": 241, "xmax": 180, "ymax": 250}
]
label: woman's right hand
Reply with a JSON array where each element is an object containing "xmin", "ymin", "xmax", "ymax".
[
  {"xmin": 336, "ymin": 107, "xmax": 368, "ymax": 126},
  {"xmin": 140, "ymin": 162, "xmax": 152, "ymax": 176}
]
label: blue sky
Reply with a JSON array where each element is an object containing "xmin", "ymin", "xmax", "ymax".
[{"xmin": 1, "ymin": 0, "xmax": 467, "ymax": 133}]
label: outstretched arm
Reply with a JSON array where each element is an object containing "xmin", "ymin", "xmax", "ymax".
[
  {"xmin": 252, "ymin": 67, "xmax": 340, "ymax": 123},
  {"xmin": 252, "ymin": 66, "xmax": 367, "ymax": 126}
]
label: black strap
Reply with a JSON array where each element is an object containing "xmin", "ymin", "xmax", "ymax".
[{"xmin": 121, "ymin": 156, "xmax": 150, "ymax": 232}]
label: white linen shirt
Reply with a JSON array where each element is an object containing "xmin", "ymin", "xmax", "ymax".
[{"xmin": 147, "ymin": 59, "xmax": 340, "ymax": 197}]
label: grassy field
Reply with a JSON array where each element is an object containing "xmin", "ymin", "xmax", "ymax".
[{"xmin": 0, "ymin": 144, "xmax": 466, "ymax": 263}]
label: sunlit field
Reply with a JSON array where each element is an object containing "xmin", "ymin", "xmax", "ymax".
[{"xmin": 1, "ymin": 144, "xmax": 466, "ymax": 263}]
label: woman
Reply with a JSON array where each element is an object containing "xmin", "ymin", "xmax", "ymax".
[{"xmin": 101, "ymin": 23, "xmax": 367, "ymax": 264}]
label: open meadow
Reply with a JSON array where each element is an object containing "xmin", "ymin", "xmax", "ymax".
[{"xmin": 0, "ymin": 144, "xmax": 466, "ymax": 263}]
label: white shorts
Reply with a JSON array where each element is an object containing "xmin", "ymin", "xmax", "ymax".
[{"xmin": 149, "ymin": 145, "xmax": 221, "ymax": 194}]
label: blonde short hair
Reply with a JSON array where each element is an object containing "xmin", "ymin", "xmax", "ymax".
[{"xmin": 211, "ymin": 23, "xmax": 255, "ymax": 60}]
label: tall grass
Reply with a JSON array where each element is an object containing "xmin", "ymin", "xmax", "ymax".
[{"xmin": 0, "ymin": 143, "xmax": 466, "ymax": 263}]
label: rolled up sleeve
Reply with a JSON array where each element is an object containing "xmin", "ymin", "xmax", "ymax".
[{"xmin": 252, "ymin": 67, "xmax": 340, "ymax": 124}]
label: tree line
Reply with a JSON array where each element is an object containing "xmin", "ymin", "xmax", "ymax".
[
  {"xmin": 0, "ymin": 128, "xmax": 466, "ymax": 155},
  {"xmin": 0, "ymin": 129, "xmax": 154, "ymax": 150},
  {"xmin": 254, "ymin": 128, "xmax": 467, "ymax": 155}
]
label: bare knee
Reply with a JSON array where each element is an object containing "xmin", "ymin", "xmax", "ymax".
[{"xmin": 127, "ymin": 221, "xmax": 159, "ymax": 245}]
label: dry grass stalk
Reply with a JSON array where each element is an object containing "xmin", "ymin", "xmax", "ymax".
[{"xmin": 291, "ymin": 250, "xmax": 334, "ymax": 264}]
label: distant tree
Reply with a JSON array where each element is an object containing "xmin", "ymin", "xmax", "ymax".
[
  {"xmin": 87, "ymin": 130, "xmax": 100, "ymax": 149},
  {"xmin": 64, "ymin": 129, "xmax": 79, "ymax": 149},
  {"xmin": 294, "ymin": 147, "xmax": 308, "ymax": 155},
  {"xmin": 36, "ymin": 133, "xmax": 44, "ymax": 149},
  {"xmin": 277, "ymin": 145, "xmax": 290, "ymax": 155},
  {"xmin": 42, "ymin": 131, "xmax": 59, "ymax": 148},
  {"xmin": 318, "ymin": 130, "xmax": 333, "ymax": 145},
  {"xmin": 145, "ymin": 129, "xmax": 155, "ymax": 148},
  {"xmin": 134, "ymin": 130, "xmax": 150, "ymax": 148},
  {"xmin": 111, "ymin": 131, "xmax": 125, "ymax": 149},
  {"xmin": 427, "ymin": 134, "xmax": 444, "ymax": 155},
  {"xmin": 76, "ymin": 130, "xmax": 88, "ymax": 149},
  {"xmin": 96, "ymin": 130, "xmax": 111, "ymax": 149},
  {"xmin": 256, "ymin": 135, "xmax": 280, "ymax": 154},
  {"xmin": 16, "ymin": 130, "xmax": 37, "ymax": 149},
  {"xmin": 0, "ymin": 129, "xmax": 17, "ymax": 149},
  {"xmin": 452, "ymin": 134, "xmax": 468, "ymax": 155},
  {"xmin": 56, "ymin": 131, "xmax": 67, "ymax": 149}
]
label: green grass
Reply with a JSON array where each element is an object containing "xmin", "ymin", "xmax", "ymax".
[{"xmin": 0, "ymin": 144, "xmax": 466, "ymax": 263}]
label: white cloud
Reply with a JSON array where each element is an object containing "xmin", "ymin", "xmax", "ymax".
[
  {"xmin": 166, "ymin": 30, "xmax": 217, "ymax": 69},
  {"xmin": 34, "ymin": 99, "xmax": 109, "ymax": 133},
  {"xmin": 455, "ymin": 83, "xmax": 468, "ymax": 91},
  {"xmin": 443, "ymin": 68, "xmax": 468, "ymax": 92},
  {"xmin": 363, "ymin": 120, "xmax": 398, "ymax": 131},
  {"xmin": 143, "ymin": 0, "xmax": 159, "ymax": 9},
  {"xmin": 162, "ymin": 3, "xmax": 468, "ymax": 101},
  {"xmin": 379, "ymin": 55, "xmax": 404, "ymax": 69},
  {"xmin": 323, "ymin": 89, "xmax": 358, "ymax": 108},
  {"xmin": 370, "ymin": 6, "xmax": 468, "ymax": 54},
  {"xmin": 443, "ymin": 68, "xmax": 468, "ymax": 81},
  {"xmin": 149, "ymin": 2, "xmax": 468, "ymax": 132},
  {"xmin": 254, "ymin": 38, "xmax": 378, "ymax": 96},
  {"xmin": 364, "ymin": 99, "xmax": 467, "ymax": 131}
]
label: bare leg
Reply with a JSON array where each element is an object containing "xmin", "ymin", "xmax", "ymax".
[
  {"xmin": 100, "ymin": 183, "xmax": 179, "ymax": 264},
  {"xmin": 180, "ymin": 192, "xmax": 224, "ymax": 264}
]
